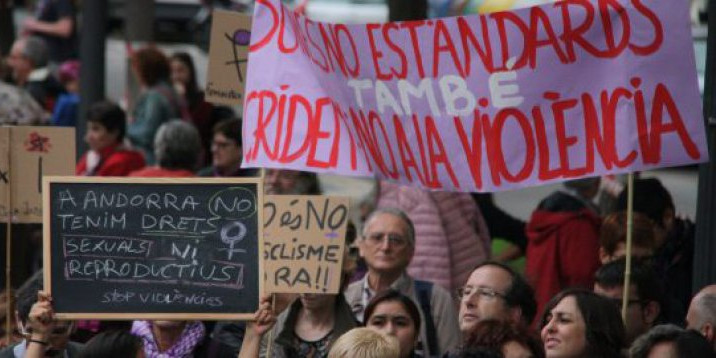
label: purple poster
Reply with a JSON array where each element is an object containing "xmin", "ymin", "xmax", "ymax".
[{"xmin": 242, "ymin": 0, "xmax": 708, "ymax": 192}]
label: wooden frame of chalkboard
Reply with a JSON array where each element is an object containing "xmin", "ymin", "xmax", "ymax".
[{"xmin": 43, "ymin": 176, "xmax": 263, "ymax": 320}]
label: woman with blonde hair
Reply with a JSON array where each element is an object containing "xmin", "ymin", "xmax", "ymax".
[{"xmin": 328, "ymin": 328, "xmax": 400, "ymax": 358}]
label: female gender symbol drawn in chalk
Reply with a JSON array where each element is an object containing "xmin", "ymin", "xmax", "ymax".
[
  {"xmin": 220, "ymin": 221, "xmax": 247, "ymax": 260},
  {"xmin": 224, "ymin": 29, "xmax": 251, "ymax": 83}
]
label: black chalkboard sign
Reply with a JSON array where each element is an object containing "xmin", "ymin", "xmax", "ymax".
[{"xmin": 43, "ymin": 177, "xmax": 263, "ymax": 320}]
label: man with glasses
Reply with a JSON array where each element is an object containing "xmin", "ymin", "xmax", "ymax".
[
  {"xmin": 593, "ymin": 258, "xmax": 665, "ymax": 344},
  {"xmin": 457, "ymin": 262, "xmax": 536, "ymax": 336},
  {"xmin": 345, "ymin": 208, "xmax": 459, "ymax": 357},
  {"xmin": 0, "ymin": 274, "xmax": 82, "ymax": 358},
  {"xmin": 197, "ymin": 118, "xmax": 259, "ymax": 178}
]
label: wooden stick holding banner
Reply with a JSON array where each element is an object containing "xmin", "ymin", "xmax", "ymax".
[
  {"xmin": 621, "ymin": 173, "xmax": 635, "ymax": 321},
  {"xmin": 5, "ymin": 128, "xmax": 11, "ymax": 346},
  {"xmin": 266, "ymin": 293, "xmax": 275, "ymax": 358}
]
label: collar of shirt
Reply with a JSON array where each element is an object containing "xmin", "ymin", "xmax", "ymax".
[{"xmin": 358, "ymin": 272, "xmax": 411, "ymax": 321}]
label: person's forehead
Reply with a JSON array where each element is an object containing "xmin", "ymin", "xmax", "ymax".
[
  {"xmin": 553, "ymin": 295, "xmax": 580, "ymax": 313},
  {"xmin": 364, "ymin": 213, "xmax": 408, "ymax": 233},
  {"xmin": 171, "ymin": 59, "xmax": 187, "ymax": 67},
  {"xmin": 371, "ymin": 302, "xmax": 413, "ymax": 321},
  {"xmin": 466, "ymin": 265, "xmax": 513, "ymax": 290},
  {"xmin": 374, "ymin": 300, "xmax": 409, "ymax": 314},
  {"xmin": 594, "ymin": 283, "xmax": 639, "ymax": 299},
  {"xmin": 276, "ymin": 170, "xmax": 299, "ymax": 179},
  {"xmin": 214, "ymin": 133, "xmax": 235, "ymax": 143},
  {"xmin": 594, "ymin": 283, "xmax": 621, "ymax": 298},
  {"xmin": 649, "ymin": 341, "xmax": 678, "ymax": 357}
]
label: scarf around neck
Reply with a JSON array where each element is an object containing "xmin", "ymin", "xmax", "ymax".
[{"xmin": 131, "ymin": 320, "xmax": 205, "ymax": 358}]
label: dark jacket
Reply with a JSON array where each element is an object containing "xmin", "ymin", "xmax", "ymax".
[
  {"xmin": 197, "ymin": 166, "xmax": 259, "ymax": 178},
  {"xmin": 655, "ymin": 218, "xmax": 695, "ymax": 316},
  {"xmin": 0, "ymin": 340, "xmax": 84, "ymax": 358},
  {"xmin": 260, "ymin": 294, "xmax": 358, "ymax": 358}
]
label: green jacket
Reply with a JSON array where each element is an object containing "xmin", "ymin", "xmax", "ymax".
[{"xmin": 127, "ymin": 83, "xmax": 179, "ymax": 165}]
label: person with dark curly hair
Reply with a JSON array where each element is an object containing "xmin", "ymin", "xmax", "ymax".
[
  {"xmin": 540, "ymin": 289, "xmax": 626, "ymax": 358},
  {"xmin": 462, "ymin": 319, "xmax": 544, "ymax": 358}
]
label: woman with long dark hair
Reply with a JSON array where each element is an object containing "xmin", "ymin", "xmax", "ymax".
[
  {"xmin": 363, "ymin": 290, "xmax": 421, "ymax": 358},
  {"xmin": 540, "ymin": 289, "xmax": 626, "ymax": 358}
]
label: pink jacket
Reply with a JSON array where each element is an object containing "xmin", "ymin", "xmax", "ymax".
[{"xmin": 376, "ymin": 181, "xmax": 491, "ymax": 291}]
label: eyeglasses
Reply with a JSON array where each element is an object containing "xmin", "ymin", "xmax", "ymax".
[
  {"xmin": 606, "ymin": 297, "xmax": 644, "ymax": 309},
  {"xmin": 211, "ymin": 140, "xmax": 236, "ymax": 149},
  {"xmin": 457, "ymin": 286, "xmax": 506, "ymax": 301},
  {"xmin": 363, "ymin": 232, "xmax": 409, "ymax": 248}
]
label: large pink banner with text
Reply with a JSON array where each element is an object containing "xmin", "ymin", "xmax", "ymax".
[{"xmin": 241, "ymin": 0, "xmax": 708, "ymax": 192}]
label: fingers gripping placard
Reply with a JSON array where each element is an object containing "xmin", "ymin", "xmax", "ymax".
[{"xmin": 263, "ymin": 196, "xmax": 350, "ymax": 294}]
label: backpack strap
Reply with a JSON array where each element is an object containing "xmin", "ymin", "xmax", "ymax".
[{"xmin": 414, "ymin": 279, "xmax": 439, "ymax": 357}]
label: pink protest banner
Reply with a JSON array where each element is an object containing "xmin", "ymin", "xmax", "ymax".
[{"xmin": 241, "ymin": 0, "xmax": 708, "ymax": 192}]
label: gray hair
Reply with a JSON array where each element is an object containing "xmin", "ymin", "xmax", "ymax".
[
  {"xmin": 154, "ymin": 120, "xmax": 201, "ymax": 171},
  {"xmin": 630, "ymin": 324, "xmax": 683, "ymax": 358},
  {"xmin": 21, "ymin": 37, "xmax": 48, "ymax": 68},
  {"xmin": 692, "ymin": 293, "xmax": 716, "ymax": 328},
  {"xmin": 361, "ymin": 207, "xmax": 415, "ymax": 246}
]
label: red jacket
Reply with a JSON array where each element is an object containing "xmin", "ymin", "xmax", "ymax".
[
  {"xmin": 76, "ymin": 144, "xmax": 145, "ymax": 176},
  {"xmin": 526, "ymin": 192, "xmax": 601, "ymax": 319},
  {"xmin": 129, "ymin": 166, "xmax": 195, "ymax": 178}
]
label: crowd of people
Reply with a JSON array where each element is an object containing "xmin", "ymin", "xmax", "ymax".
[
  {"xmin": 0, "ymin": 166, "xmax": 715, "ymax": 357},
  {"xmin": 1, "ymin": 0, "xmax": 715, "ymax": 357},
  {"xmin": 1, "ymin": 190, "xmax": 715, "ymax": 357}
]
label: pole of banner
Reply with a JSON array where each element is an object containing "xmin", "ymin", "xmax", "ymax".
[
  {"xmin": 621, "ymin": 173, "xmax": 635, "ymax": 321},
  {"xmin": 265, "ymin": 293, "xmax": 275, "ymax": 358},
  {"xmin": 5, "ymin": 128, "xmax": 12, "ymax": 346}
]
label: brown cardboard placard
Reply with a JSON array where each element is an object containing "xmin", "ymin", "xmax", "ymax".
[
  {"xmin": 0, "ymin": 127, "xmax": 75, "ymax": 223},
  {"xmin": 264, "ymin": 195, "xmax": 350, "ymax": 294},
  {"xmin": 206, "ymin": 10, "xmax": 252, "ymax": 106}
]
